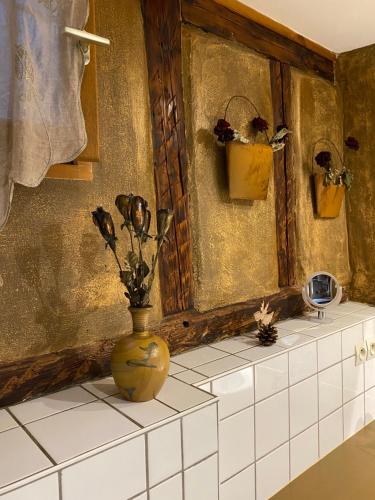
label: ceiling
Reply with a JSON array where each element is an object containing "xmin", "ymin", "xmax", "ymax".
[{"xmin": 240, "ymin": 0, "xmax": 375, "ymax": 53}]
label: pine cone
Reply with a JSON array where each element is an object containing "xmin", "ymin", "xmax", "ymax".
[{"xmin": 257, "ymin": 324, "xmax": 278, "ymax": 346}]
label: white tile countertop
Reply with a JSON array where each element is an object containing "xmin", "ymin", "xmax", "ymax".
[{"xmin": 1, "ymin": 300, "xmax": 375, "ymax": 500}]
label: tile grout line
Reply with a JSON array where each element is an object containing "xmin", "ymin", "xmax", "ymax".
[
  {"xmin": 180, "ymin": 417, "xmax": 185, "ymax": 500},
  {"xmin": 215, "ymin": 400, "xmax": 220, "ymax": 499},
  {"xmin": 144, "ymin": 432, "xmax": 150, "ymax": 500},
  {"xmin": 58, "ymin": 470, "xmax": 63, "ymax": 500},
  {"xmin": 7, "ymin": 410, "xmax": 58, "ymax": 467}
]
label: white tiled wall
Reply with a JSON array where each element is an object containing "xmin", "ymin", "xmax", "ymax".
[{"xmin": 2, "ymin": 305, "xmax": 375, "ymax": 500}]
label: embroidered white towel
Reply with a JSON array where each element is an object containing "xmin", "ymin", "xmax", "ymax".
[{"xmin": 0, "ymin": 0, "xmax": 89, "ymax": 230}]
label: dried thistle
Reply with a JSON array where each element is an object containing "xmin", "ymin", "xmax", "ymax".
[
  {"xmin": 252, "ymin": 116, "xmax": 269, "ymax": 133},
  {"xmin": 345, "ymin": 136, "xmax": 360, "ymax": 151}
]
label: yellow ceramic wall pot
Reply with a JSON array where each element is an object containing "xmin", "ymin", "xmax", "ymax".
[
  {"xmin": 226, "ymin": 142, "xmax": 273, "ymax": 200},
  {"xmin": 314, "ymin": 173, "xmax": 345, "ymax": 218},
  {"xmin": 111, "ymin": 307, "xmax": 169, "ymax": 402}
]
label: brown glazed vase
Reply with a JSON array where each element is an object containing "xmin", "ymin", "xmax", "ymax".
[{"xmin": 111, "ymin": 306, "xmax": 170, "ymax": 402}]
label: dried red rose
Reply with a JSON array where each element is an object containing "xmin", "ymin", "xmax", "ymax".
[
  {"xmin": 252, "ymin": 116, "xmax": 269, "ymax": 133},
  {"xmin": 315, "ymin": 151, "xmax": 332, "ymax": 168},
  {"xmin": 214, "ymin": 118, "xmax": 235, "ymax": 143},
  {"xmin": 345, "ymin": 136, "xmax": 360, "ymax": 151}
]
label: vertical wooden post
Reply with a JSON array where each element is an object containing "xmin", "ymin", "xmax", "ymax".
[
  {"xmin": 270, "ymin": 60, "xmax": 297, "ymax": 287},
  {"xmin": 141, "ymin": 0, "xmax": 194, "ymax": 315}
]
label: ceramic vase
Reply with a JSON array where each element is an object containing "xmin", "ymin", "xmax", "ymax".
[{"xmin": 111, "ymin": 306, "xmax": 170, "ymax": 402}]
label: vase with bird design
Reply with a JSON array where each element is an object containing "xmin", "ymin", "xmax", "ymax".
[{"xmin": 111, "ymin": 306, "xmax": 170, "ymax": 402}]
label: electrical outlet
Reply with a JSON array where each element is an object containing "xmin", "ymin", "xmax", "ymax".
[
  {"xmin": 355, "ymin": 342, "xmax": 368, "ymax": 365},
  {"xmin": 366, "ymin": 338, "xmax": 375, "ymax": 360}
]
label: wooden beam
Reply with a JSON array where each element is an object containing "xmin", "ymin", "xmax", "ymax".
[
  {"xmin": 182, "ymin": 0, "xmax": 335, "ymax": 82},
  {"xmin": 0, "ymin": 287, "xmax": 304, "ymax": 408},
  {"xmin": 214, "ymin": 0, "xmax": 336, "ymax": 62},
  {"xmin": 270, "ymin": 60, "xmax": 289, "ymax": 287},
  {"xmin": 282, "ymin": 63, "xmax": 297, "ymax": 286},
  {"xmin": 141, "ymin": 0, "xmax": 194, "ymax": 315}
]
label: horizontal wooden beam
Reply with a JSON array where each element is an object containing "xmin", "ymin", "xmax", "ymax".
[
  {"xmin": 0, "ymin": 287, "xmax": 304, "ymax": 407},
  {"xmin": 182, "ymin": 0, "xmax": 335, "ymax": 81},
  {"xmin": 214, "ymin": 0, "xmax": 336, "ymax": 62}
]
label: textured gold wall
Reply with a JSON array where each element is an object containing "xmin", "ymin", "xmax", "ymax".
[
  {"xmin": 337, "ymin": 47, "xmax": 375, "ymax": 303},
  {"xmin": 182, "ymin": 26, "xmax": 280, "ymax": 312},
  {"xmin": 291, "ymin": 69, "xmax": 351, "ymax": 285},
  {"xmin": 0, "ymin": 0, "xmax": 161, "ymax": 363}
]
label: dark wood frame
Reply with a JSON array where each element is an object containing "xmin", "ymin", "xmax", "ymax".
[{"xmin": 0, "ymin": 0, "xmax": 336, "ymax": 407}]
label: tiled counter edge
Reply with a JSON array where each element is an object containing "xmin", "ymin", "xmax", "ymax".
[{"xmin": 1, "ymin": 301, "xmax": 375, "ymax": 499}]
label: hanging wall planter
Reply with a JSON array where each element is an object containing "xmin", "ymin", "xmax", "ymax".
[
  {"xmin": 214, "ymin": 95, "xmax": 291, "ymax": 201},
  {"xmin": 312, "ymin": 137, "xmax": 358, "ymax": 219}
]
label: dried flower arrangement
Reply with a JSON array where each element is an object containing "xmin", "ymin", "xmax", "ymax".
[
  {"xmin": 254, "ymin": 302, "xmax": 279, "ymax": 346},
  {"xmin": 92, "ymin": 195, "xmax": 173, "ymax": 308},
  {"xmin": 214, "ymin": 95, "xmax": 291, "ymax": 152},
  {"xmin": 314, "ymin": 136, "xmax": 359, "ymax": 190}
]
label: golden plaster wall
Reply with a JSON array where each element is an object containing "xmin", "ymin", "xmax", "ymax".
[
  {"xmin": 337, "ymin": 47, "xmax": 375, "ymax": 303},
  {"xmin": 291, "ymin": 69, "xmax": 351, "ymax": 286},
  {"xmin": 0, "ymin": 0, "xmax": 161, "ymax": 363},
  {"xmin": 182, "ymin": 27, "xmax": 280, "ymax": 312}
]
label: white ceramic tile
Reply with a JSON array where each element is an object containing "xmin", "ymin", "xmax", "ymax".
[
  {"xmin": 256, "ymin": 443, "xmax": 289, "ymax": 500},
  {"xmin": 343, "ymin": 394, "xmax": 365, "ymax": 439},
  {"xmin": 329, "ymin": 301, "xmax": 369, "ymax": 314},
  {"xmin": 364, "ymin": 318, "xmax": 375, "ymax": 339},
  {"xmin": 26, "ymin": 400, "xmax": 140, "ymax": 463},
  {"xmin": 156, "ymin": 377, "xmax": 213, "ymax": 412},
  {"xmin": 319, "ymin": 408, "xmax": 343, "ymax": 457},
  {"xmin": 290, "ymin": 424, "xmax": 319, "ymax": 480},
  {"xmin": 220, "ymin": 465, "xmax": 255, "ymax": 500},
  {"xmin": 304, "ymin": 322, "xmax": 342, "ymax": 338},
  {"xmin": 183, "ymin": 404, "xmax": 218, "ymax": 468},
  {"xmin": 105, "ymin": 395, "xmax": 177, "ymax": 427},
  {"xmin": 255, "ymin": 390, "xmax": 289, "ymax": 459},
  {"xmin": 149, "ymin": 473, "xmax": 183, "ymax": 500},
  {"xmin": 148, "ymin": 420, "xmax": 182, "ymax": 487},
  {"xmin": 0, "ymin": 409, "xmax": 18, "ymax": 433},
  {"xmin": 352, "ymin": 309, "xmax": 375, "ymax": 321},
  {"xmin": 318, "ymin": 363, "xmax": 342, "ymax": 419},
  {"xmin": 317, "ymin": 332, "xmax": 341, "ymax": 371},
  {"xmin": 0, "ymin": 474, "xmax": 59, "ymax": 500},
  {"xmin": 194, "ymin": 355, "xmax": 248, "ymax": 377},
  {"xmin": 62, "ymin": 436, "xmax": 146, "ymax": 500},
  {"xmin": 277, "ymin": 328, "xmax": 302, "ymax": 338},
  {"xmin": 365, "ymin": 386, "xmax": 375, "ymax": 424},
  {"xmin": 236, "ymin": 344, "xmax": 285, "ymax": 362},
  {"xmin": 255, "ymin": 354, "xmax": 288, "ymax": 402},
  {"xmin": 289, "ymin": 342, "xmax": 317, "ymax": 385},
  {"xmin": 197, "ymin": 382, "xmax": 211, "ymax": 392},
  {"xmin": 212, "ymin": 367, "xmax": 254, "ymax": 420},
  {"xmin": 342, "ymin": 324, "xmax": 363, "ymax": 359},
  {"xmin": 81, "ymin": 377, "xmax": 119, "ymax": 398},
  {"xmin": 0, "ymin": 427, "xmax": 52, "ymax": 488},
  {"xmin": 219, "ymin": 407, "xmax": 254, "ymax": 482},
  {"xmin": 184, "ymin": 454, "xmax": 218, "ymax": 500},
  {"xmin": 168, "ymin": 362, "xmax": 186, "ymax": 375},
  {"xmin": 277, "ymin": 318, "xmax": 318, "ymax": 332},
  {"xmin": 290, "ymin": 375, "xmax": 318, "ymax": 437},
  {"xmin": 210, "ymin": 336, "xmax": 258, "ymax": 354},
  {"xmin": 132, "ymin": 494, "xmax": 147, "ymax": 500},
  {"xmin": 171, "ymin": 346, "xmax": 227, "ymax": 368},
  {"xmin": 9, "ymin": 387, "xmax": 96, "ymax": 424},
  {"xmin": 365, "ymin": 357, "xmax": 375, "ymax": 390},
  {"xmin": 276, "ymin": 333, "xmax": 314, "ymax": 349},
  {"xmin": 173, "ymin": 370, "xmax": 207, "ymax": 385},
  {"xmin": 343, "ymin": 356, "xmax": 364, "ymax": 403}
]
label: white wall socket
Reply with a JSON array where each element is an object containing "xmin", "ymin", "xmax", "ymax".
[
  {"xmin": 366, "ymin": 338, "xmax": 375, "ymax": 360},
  {"xmin": 355, "ymin": 342, "xmax": 368, "ymax": 365}
]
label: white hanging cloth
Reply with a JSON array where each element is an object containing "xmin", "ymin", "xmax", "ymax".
[{"xmin": 0, "ymin": 0, "xmax": 89, "ymax": 230}]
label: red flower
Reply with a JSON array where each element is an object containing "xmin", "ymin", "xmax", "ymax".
[
  {"xmin": 315, "ymin": 151, "xmax": 331, "ymax": 168},
  {"xmin": 345, "ymin": 136, "xmax": 360, "ymax": 151},
  {"xmin": 214, "ymin": 119, "xmax": 235, "ymax": 143},
  {"xmin": 252, "ymin": 116, "xmax": 269, "ymax": 133}
]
